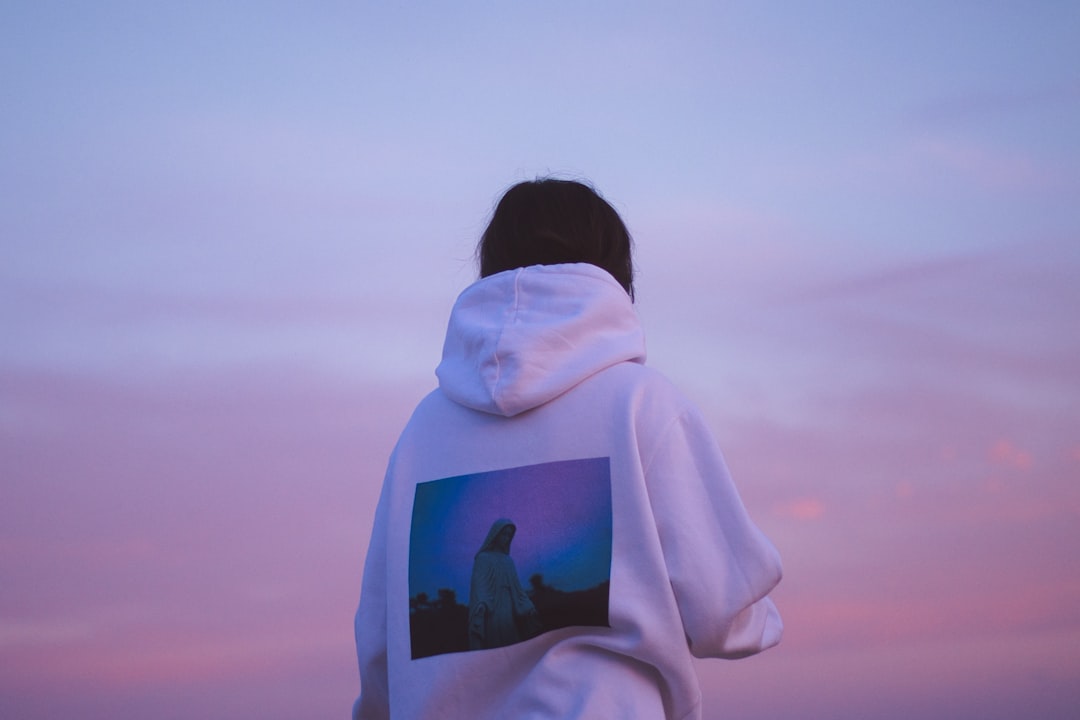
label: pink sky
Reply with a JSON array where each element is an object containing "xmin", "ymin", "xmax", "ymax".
[{"xmin": 2, "ymin": 3, "xmax": 1079, "ymax": 718}]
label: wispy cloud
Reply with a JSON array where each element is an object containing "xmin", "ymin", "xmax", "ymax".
[
  {"xmin": 908, "ymin": 80, "xmax": 1080, "ymax": 127},
  {"xmin": 1, "ymin": 366, "xmax": 422, "ymax": 714}
]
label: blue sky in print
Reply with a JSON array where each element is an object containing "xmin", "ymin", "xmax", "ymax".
[{"xmin": 409, "ymin": 457, "xmax": 612, "ymax": 602}]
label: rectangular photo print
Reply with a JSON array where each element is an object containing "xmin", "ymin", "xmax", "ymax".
[{"xmin": 408, "ymin": 457, "xmax": 613, "ymax": 660}]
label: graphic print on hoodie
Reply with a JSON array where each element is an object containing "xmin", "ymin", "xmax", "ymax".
[{"xmin": 408, "ymin": 457, "xmax": 613, "ymax": 659}]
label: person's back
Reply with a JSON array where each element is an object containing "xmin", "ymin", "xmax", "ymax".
[{"xmin": 353, "ymin": 180, "xmax": 782, "ymax": 719}]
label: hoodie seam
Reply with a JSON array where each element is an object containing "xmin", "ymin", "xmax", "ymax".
[
  {"xmin": 489, "ymin": 268, "xmax": 521, "ymax": 415},
  {"xmin": 639, "ymin": 402, "xmax": 694, "ymax": 478}
]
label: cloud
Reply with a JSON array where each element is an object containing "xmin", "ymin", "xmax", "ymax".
[
  {"xmin": 0, "ymin": 365, "xmax": 423, "ymax": 710},
  {"xmin": 909, "ymin": 134, "xmax": 1051, "ymax": 191},
  {"xmin": 908, "ymin": 80, "xmax": 1080, "ymax": 127},
  {"xmin": 774, "ymin": 498, "xmax": 825, "ymax": 521},
  {"xmin": 0, "ymin": 279, "xmax": 455, "ymax": 381},
  {"xmin": 988, "ymin": 438, "xmax": 1033, "ymax": 471}
]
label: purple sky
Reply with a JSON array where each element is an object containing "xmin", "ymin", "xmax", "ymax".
[{"xmin": 2, "ymin": 2, "xmax": 1079, "ymax": 718}]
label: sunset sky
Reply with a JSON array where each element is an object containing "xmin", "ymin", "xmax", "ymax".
[{"xmin": 2, "ymin": 2, "xmax": 1079, "ymax": 718}]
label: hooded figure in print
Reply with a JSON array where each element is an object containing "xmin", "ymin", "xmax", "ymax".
[{"xmin": 469, "ymin": 519, "xmax": 542, "ymax": 649}]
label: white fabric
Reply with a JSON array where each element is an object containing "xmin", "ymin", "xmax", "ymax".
[{"xmin": 354, "ymin": 263, "xmax": 782, "ymax": 720}]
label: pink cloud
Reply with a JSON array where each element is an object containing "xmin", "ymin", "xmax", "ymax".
[
  {"xmin": 0, "ymin": 366, "xmax": 431, "ymax": 716},
  {"xmin": 774, "ymin": 497, "xmax": 825, "ymax": 521},
  {"xmin": 910, "ymin": 135, "xmax": 1050, "ymax": 191},
  {"xmin": 696, "ymin": 624, "xmax": 1080, "ymax": 720},
  {"xmin": 988, "ymin": 438, "xmax": 1033, "ymax": 471}
]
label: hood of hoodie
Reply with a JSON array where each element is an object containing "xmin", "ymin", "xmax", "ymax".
[{"xmin": 436, "ymin": 263, "xmax": 646, "ymax": 417}]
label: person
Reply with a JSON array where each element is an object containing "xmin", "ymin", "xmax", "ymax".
[
  {"xmin": 468, "ymin": 519, "xmax": 542, "ymax": 650},
  {"xmin": 353, "ymin": 178, "xmax": 783, "ymax": 720}
]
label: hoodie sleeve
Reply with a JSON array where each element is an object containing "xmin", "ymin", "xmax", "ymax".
[
  {"xmin": 643, "ymin": 405, "xmax": 783, "ymax": 659},
  {"xmin": 353, "ymin": 484, "xmax": 390, "ymax": 720}
]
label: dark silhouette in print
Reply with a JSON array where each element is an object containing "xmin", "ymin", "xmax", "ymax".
[
  {"xmin": 528, "ymin": 574, "xmax": 610, "ymax": 631},
  {"xmin": 409, "ymin": 589, "xmax": 468, "ymax": 659},
  {"xmin": 468, "ymin": 519, "xmax": 543, "ymax": 649}
]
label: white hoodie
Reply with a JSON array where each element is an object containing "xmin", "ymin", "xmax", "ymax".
[{"xmin": 354, "ymin": 263, "xmax": 782, "ymax": 720}]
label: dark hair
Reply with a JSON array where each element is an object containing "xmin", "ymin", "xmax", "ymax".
[{"xmin": 478, "ymin": 179, "xmax": 635, "ymax": 299}]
